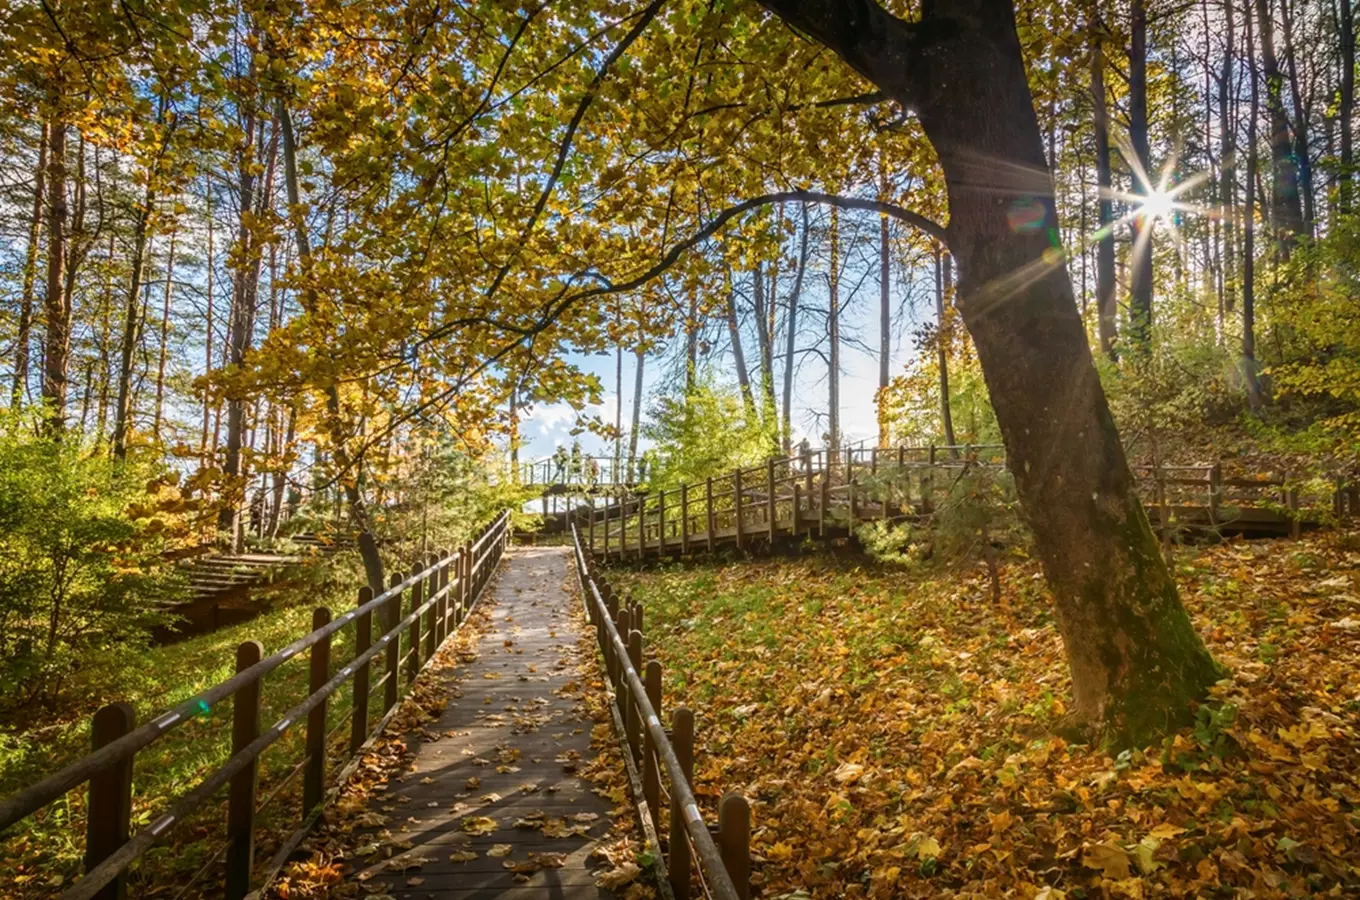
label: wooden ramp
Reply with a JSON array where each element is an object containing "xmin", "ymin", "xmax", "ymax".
[{"xmin": 345, "ymin": 546, "xmax": 619, "ymax": 899}]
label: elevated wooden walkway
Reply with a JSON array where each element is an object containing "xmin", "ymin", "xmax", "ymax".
[{"xmin": 571, "ymin": 446, "xmax": 1356, "ymax": 561}]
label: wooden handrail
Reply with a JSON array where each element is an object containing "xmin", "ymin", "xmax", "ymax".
[
  {"xmin": 570, "ymin": 525, "xmax": 746, "ymax": 900},
  {"xmin": 2, "ymin": 511, "xmax": 511, "ymax": 900}
]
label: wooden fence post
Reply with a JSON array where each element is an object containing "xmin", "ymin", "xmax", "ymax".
[
  {"xmin": 643, "ymin": 660, "xmax": 662, "ymax": 833},
  {"xmin": 304, "ymin": 607, "xmax": 332, "ymax": 816},
  {"xmin": 589, "ymin": 501, "xmax": 595, "ymax": 553},
  {"xmin": 767, "ymin": 457, "xmax": 776, "ymax": 539},
  {"xmin": 87, "ymin": 702, "xmax": 135, "ymax": 900},
  {"xmin": 351, "ymin": 588, "xmax": 372, "ymax": 753},
  {"xmin": 638, "ymin": 493, "xmax": 646, "ymax": 559},
  {"xmin": 658, "ymin": 490, "xmax": 667, "ymax": 554},
  {"xmin": 226, "ymin": 642, "xmax": 261, "ymax": 900},
  {"xmin": 819, "ymin": 474, "xmax": 828, "ymax": 535},
  {"xmin": 424, "ymin": 554, "xmax": 438, "ymax": 660},
  {"xmin": 719, "ymin": 793, "xmax": 751, "ymax": 900},
  {"xmin": 680, "ymin": 483, "xmax": 690, "ymax": 554},
  {"xmin": 627, "ymin": 629, "xmax": 643, "ymax": 762},
  {"xmin": 407, "ymin": 576, "xmax": 423, "ymax": 683},
  {"xmin": 669, "ymin": 708, "xmax": 695, "ymax": 899},
  {"xmin": 706, "ymin": 477, "xmax": 715, "ymax": 552},
  {"xmin": 385, "ymin": 573, "xmax": 403, "ymax": 713},
  {"xmin": 734, "ymin": 469, "xmax": 744, "ymax": 549},
  {"xmin": 792, "ymin": 483, "xmax": 802, "ymax": 534},
  {"xmin": 438, "ymin": 550, "xmax": 451, "ymax": 643}
]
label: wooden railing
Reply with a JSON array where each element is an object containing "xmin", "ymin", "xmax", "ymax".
[
  {"xmin": 578, "ymin": 446, "xmax": 1355, "ymax": 559},
  {"xmin": 0, "ymin": 511, "xmax": 511, "ymax": 900},
  {"xmin": 570, "ymin": 524, "xmax": 750, "ymax": 900}
]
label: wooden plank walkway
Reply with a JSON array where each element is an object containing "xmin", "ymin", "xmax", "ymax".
[{"xmin": 345, "ymin": 546, "xmax": 619, "ymax": 899}]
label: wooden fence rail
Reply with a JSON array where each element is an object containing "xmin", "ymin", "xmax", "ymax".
[
  {"xmin": 0, "ymin": 512, "xmax": 512, "ymax": 900},
  {"xmin": 573, "ymin": 445, "xmax": 1355, "ymax": 560},
  {"xmin": 570, "ymin": 524, "xmax": 750, "ymax": 900}
]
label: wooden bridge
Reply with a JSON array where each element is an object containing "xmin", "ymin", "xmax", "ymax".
[{"xmin": 570, "ymin": 445, "xmax": 1357, "ymax": 561}]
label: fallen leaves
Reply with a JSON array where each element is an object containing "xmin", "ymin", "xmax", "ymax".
[{"xmin": 608, "ymin": 530, "xmax": 1360, "ymax": 899}]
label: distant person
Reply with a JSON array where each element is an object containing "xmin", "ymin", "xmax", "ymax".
[
  {"xmin": 553, "ymin": 445, "xmax": 568, "ymax": 481},
  {"xmin": 569, "ymin": 440, "xmax": 583, "ymax": 484},
  {"xmin": 590, "ymin": 458, "xmax": 600, "ymax": 486}
]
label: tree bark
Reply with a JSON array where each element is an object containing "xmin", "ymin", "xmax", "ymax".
[
  {"xmin": 12, "ymin": 123, "xmax": 46, "ymax": 409},
  {"xmin": 628, "ymin": 345, "xmax": 644, "ymax": 479},
  {"xmin": 1219, "ymin": 0, "xmax": 1238, "ymax": 317},
  {"xmin": 752, "ymin": 260, "xmax": 778, "ymax": 427},
  {"xmin": 781, "ymin": 204, "xmax": 810, "ymax": 453},
  {"xmin": 153, "ymin": 225, "xmax": 177, "ymax": 441},
  {"xmin": 41, "ymin": 111, "xmax": 69, "ymax": 437},
  {"xmin": 1253, "ymin": 0, "xmax": 1305, "ymax": 250},
  {"xmin": 757, "ymin": 0, "xmax": 1220, "ymax": 746}
]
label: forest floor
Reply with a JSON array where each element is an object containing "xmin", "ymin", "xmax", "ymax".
[{"xmin": 607, "ymin": 528, "xmax": 1360, "ymax": 899}]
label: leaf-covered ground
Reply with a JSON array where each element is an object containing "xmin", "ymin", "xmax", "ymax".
[{"xmin": 608, "ymin": 530, "xmax": 1360, "ymax": 899}]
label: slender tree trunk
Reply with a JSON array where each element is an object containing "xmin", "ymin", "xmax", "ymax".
[
  {"xmin": 1129, "ymin": 0, "xmax": 1155, "ymax": 349},
  {"xmin": 1254, "ymin": 0, "xmax": 1305, "ymax": 250},
  {"xmin": 41, "ymin": 111, "xmax": 70, "ymax": 437},
  {"xmin": 1091, "ymin": 21, "xmax": 1118, "ymax": 358},
  {"xmin": 12, "ymin": 124, "xmax": 47, "ymax": 408},
  {"xmin": 628, "ymin": 346, "xmax": 644, "ymax": 479},
  {"xmin": 828, "ymin": 205, "xmax": 841, "ymax": 450},
  {"xmin": 153, "ymin": 225, "xmax": 177, "ymax": 440},
  {"xmin": 277, "ymin": 100, "xmax": 386, "ymax": 591},
  {"xmin": 202, "ymin": 184, "xmax": 215, "ymax": 462},
  {"xmin": 1220, "ymin": 0, "xmax": 1238, "ymax": 316},
  {"xmin": 1278, "ymin": 0, "xmax": 1315, "ymax": 236},
  {"xmin": 1245, "ymin": 0, "xmax": 1265, "ymax": 409},
  {"xmin": 724, "ymin": 265, "xmax": 756, "ymax": 415},
  {"xmin": 268, "ymin": 405, "xmax": 294, "ymax": 538},
  {"xmin": 878, "ymin": 166, "xmax": 892, "ymax": 447},
  {"xmin": 112, "ymin": 186, "xmax": 157, "ymax": 458},
  {"xmin": 685, "ymin": 293, "xmax": 698, "ymax": 392},
  {"xmin": 934, "ymin": 245, "xmax": 958, "ymax": 449},
  {"xmin": 781, "ymin": 204, "xmax": 810, "ymax": 453},
  {"xmin": 752, "ymin": 260, "xmax": 777, "ymax": 428},
  {"xmin": 220, "ymin": 93, "xmax": 261, "ymax": 548},
  {"xmin": 1339, "ymin": 0, "xmax": 1355, "ymax": 212},
  {"xmin": 614, "ymin": 332, "xmax": 623, "ymax": 481},
  {"xmin": 759, "ymin": 0, "xmax": 1220, "ymax": 746},
  {"xmin": 94, "ymin": 237, "xmax": 114, "ymax": 443}
]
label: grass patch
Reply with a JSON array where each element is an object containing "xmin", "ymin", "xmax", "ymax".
[{"xmin": 0, "ymin": 553, "xmax": 393, "ymax": 897}]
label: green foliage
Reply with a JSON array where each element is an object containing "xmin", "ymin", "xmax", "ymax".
[
  {"xmin": 0, "ymin": 413, "xmax": 185, "ymax": 711},
  {"xmin": 1265, "ymin": 215, "xmax": 1360, "ymax": 467},
  {"xmin": 641, "ymin": 371, "xmax": 775, "ymax": 491}
]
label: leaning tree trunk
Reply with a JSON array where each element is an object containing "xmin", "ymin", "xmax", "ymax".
[{"xmin": 758, "ymin": 0, "xmax": 1221, "ymax": 747}]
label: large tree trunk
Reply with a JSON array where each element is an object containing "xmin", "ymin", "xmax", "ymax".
[
  {"xmin": 1090, "ymin": 21, "xmax": 1118, "ymax": 358},
  {"xmin": 1128, "ymin": 0, "xmax": 1155, "ymax": 349},
  {"xmin": 12, "ymin": 123, "xmax": 46, "ymax": 409},
  {"xmin": 1338, "ymin": 0, "xmax": 1354, "ymax": 213},
  {"xmin": 758, "ymin": 0, "xmax": 1221, "ymax": 746},
  {"xmin": 781, "ymin": 204, "xmax": 810, "ymax": 453},
  {"xmin": 1253, "ymin": 0, "xmax": 1305, "ymax": 251},
  {"xmin": 41, "ymin": 113, "xmax": 70, "ymax": 437}
]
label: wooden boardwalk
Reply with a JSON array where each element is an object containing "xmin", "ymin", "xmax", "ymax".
[{"xmin": 345, "ymin": 546, "xmax": 619, "ymax": 899}]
